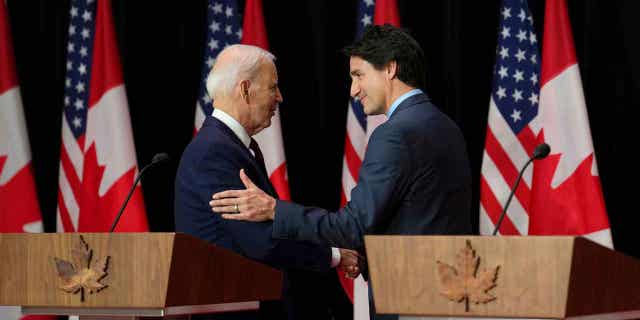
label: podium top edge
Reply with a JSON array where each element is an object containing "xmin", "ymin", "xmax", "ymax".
[{"xmin": 364, "ymin": 235, "xmax": 584, "ymax": 239}]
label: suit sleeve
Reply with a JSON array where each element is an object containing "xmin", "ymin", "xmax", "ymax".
[
  {"xmin": 198, "ymin": 148, "xmax": 333, "ymax": 272},
  {"xmin": 272, "ymin": 126, "xmax": 412, "ymax": 249}
]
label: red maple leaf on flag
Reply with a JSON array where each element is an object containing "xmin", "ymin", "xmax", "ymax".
[
  {"xmin": 77, "ymin": 144, "xmax": 145, "ymax": 232},
  {"xmin": 528, "ymin": 133, "xmax": 609, "ymax": 235}
]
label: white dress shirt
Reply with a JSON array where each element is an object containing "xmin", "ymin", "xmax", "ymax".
[{"xmin": 212, "ymin": 109, "xmax": 251, "ymax": 149}]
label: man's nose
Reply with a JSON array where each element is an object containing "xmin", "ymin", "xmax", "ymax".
[{"xmin": 350, "ymin": 81, "xmax": 360, "ymax": 98}]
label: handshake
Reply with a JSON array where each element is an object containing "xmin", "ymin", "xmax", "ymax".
[{"xmin": 338, "ymin": 248, "xmax": 364, "ymax": 279}]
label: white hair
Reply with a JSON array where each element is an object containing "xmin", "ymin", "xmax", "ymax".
[{"xmin": 206, "ymin": 44, "xmax": 275, "ymax": 100}]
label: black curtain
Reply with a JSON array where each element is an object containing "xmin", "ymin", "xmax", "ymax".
[{"xmin": 6, "ymin": 0, "xmax": 638, "ymax": 259}]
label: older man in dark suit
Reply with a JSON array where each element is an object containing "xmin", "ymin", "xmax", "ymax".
[
  {"xmin": 210, "ymin": 25, "xmax": 473, "ymax": 319},
  {"xmin": 174, "ymin": 44, "xmax": 358, "ymax": 320}
]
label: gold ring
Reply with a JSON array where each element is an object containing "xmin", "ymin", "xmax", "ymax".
[{"xmin": 234, "ymin": 203, "xmax": 239, "ymax": 213}]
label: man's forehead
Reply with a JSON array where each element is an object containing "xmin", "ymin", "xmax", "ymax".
[{"xmin": 349, "ymin": 56, "xmax": 368, "ymax": 72}]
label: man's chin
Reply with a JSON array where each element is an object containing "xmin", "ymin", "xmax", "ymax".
[{"xmin": 363, "ymin": 107, "xmax": 384, "ymax": 116}]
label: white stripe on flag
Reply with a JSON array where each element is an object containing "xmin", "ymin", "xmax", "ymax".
[
  {"xmin": 56, "ymin": 208, "xmax": 64, "ymax": 232},
  {"xmin": 341, "ymin": 158, "xmax": 357, "ymax": 201},
  {"xmin": 481, "ymin": 151, "xmax": 529, "ymax": 234},
  {"xmin": 479, "ymin": 205, "xmax": 497, "ymax": 235},
  {"xmin": 487, "ymin": 98, "xmax": 532, "ymax": 187},
  {"xmin": 61, "ymin": 115, "xmax": 84, "ymax": 179},
  {"xmin": 58, "ymin": 166, "xmax": 80, "ymax": 231},
  {"xmin": 346, "ymin": 103, "xmax": 367, "ymax": 159}
]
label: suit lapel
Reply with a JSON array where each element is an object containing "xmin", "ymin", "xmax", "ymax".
[{"xmin": 205, "ymin": 117, "xmax": 279, "ymax": 198}]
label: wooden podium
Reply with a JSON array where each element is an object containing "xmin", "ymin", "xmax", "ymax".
[
  {"xmin": 0, "ymin": 233, "xmax": 282, "ymax": 319},
  {"xmin": 364, "ymin": 236, "xmax": 640, "ymax": 319}
]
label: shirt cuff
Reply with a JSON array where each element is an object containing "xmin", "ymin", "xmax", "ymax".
[{"xmin": 330, "ymin": 247, "xmax": 341, "ymax": 268}]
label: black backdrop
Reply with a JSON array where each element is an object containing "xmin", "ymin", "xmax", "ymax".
[{"xmin": 6, "ymin": 0, "xmax": 638, "ymax": 258}]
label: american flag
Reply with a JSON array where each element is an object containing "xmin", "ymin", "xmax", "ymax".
[
  {"xmin": 480, "ymin": 0, "xmax": 540, "ymax": 236},
  {"xmin": 339, "ymin": 0, "xmax": 399, "ymax": 318},
  {"xmin": 480, "ymin": 0, "xmax": 612, "ymax": 247},
  {"xmin": 194, "ymin": 0, "xmax": 242, "ymax": 131},
  {"xmin": 57, "ymin": 0, "xmax": 148, "ymax": 232}
]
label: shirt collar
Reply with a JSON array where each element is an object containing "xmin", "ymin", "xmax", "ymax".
[
  {"xmin": 212, "ymin": 108, "xmax": 251, "ymax": 149},
  {"xmin": 387, "ymin": 89, "xmax": 423, "ymax": 117}
]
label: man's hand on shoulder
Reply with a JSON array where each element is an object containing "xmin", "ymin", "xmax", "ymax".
[{"xmin": 210, "ymin": 169, "xmax": 276, "ymax": 221}]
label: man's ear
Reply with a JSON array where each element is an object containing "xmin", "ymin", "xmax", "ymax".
[
  {"xmin": 240, "ymin": 80, "xmax": 251, "ymax": 102},
  {"xmin": 385, "ymin": 60, "xmax": 398, "ymax": 80}
]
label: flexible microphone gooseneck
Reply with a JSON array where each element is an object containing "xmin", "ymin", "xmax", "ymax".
[
  {"xmin": 492, "ymin": 143, "xmax": 550, "ymax": 235},
  {"xmin": 109, "ymin": 153, "xmax": 169, "ymax": 232}
]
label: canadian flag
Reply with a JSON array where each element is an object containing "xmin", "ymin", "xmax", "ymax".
[
  {"xmin": 0, "ymin": 0, "xmax": 43, "ymax": 235},
  {"xmin": 0, "ymin": 2, "xmax": 52, "ymax": 320},
  {"xmin": 56, "ymin": 0, "xmax": 148, "ymax": 232},
  {"xmin": 241, "ymin": 0, "xmax": 291, "ymax": 200},
  {"xmin": 530, "ymin": 0, "xmax": 612, "ymax": 247}
]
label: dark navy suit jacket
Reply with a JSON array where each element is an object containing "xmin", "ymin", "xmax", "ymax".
[
  {"xmin": 273, "ymin": 93, "xmax": 472, "ymax": 250},
  {"xmin": 175, "ymin": 117, "xmax": 342, "ymax": 319},
  {"xmin": 175, "ymin": 116, "xmax": 340, "ymax": 319},
  {"xmin": 272, "ymin": 93, "xmax": 472, "ymax": 319},
  {"xmin": 174, "ymin": 116, "xmax": 335, "ymax": 319}
]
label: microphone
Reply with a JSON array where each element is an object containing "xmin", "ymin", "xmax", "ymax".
[
  {"xmin": 492, "ymin": 143, "xmax": 550, "ymax": 235},
  {"xmin": 532, "ymin": 143, "xmax": 550, "ymax": 160},
  {"xmin": 109, "ymin": 153, "xmax": 170, "ymax": 232}
]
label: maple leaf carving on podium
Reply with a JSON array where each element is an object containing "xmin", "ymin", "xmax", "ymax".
[
  {"xmin": 54, "ymin": 235, "xmax": 110, "ymax": 302},
  {"xmin": 437, "ymin": 240, "xmax": 500, "ymax": 312}
]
